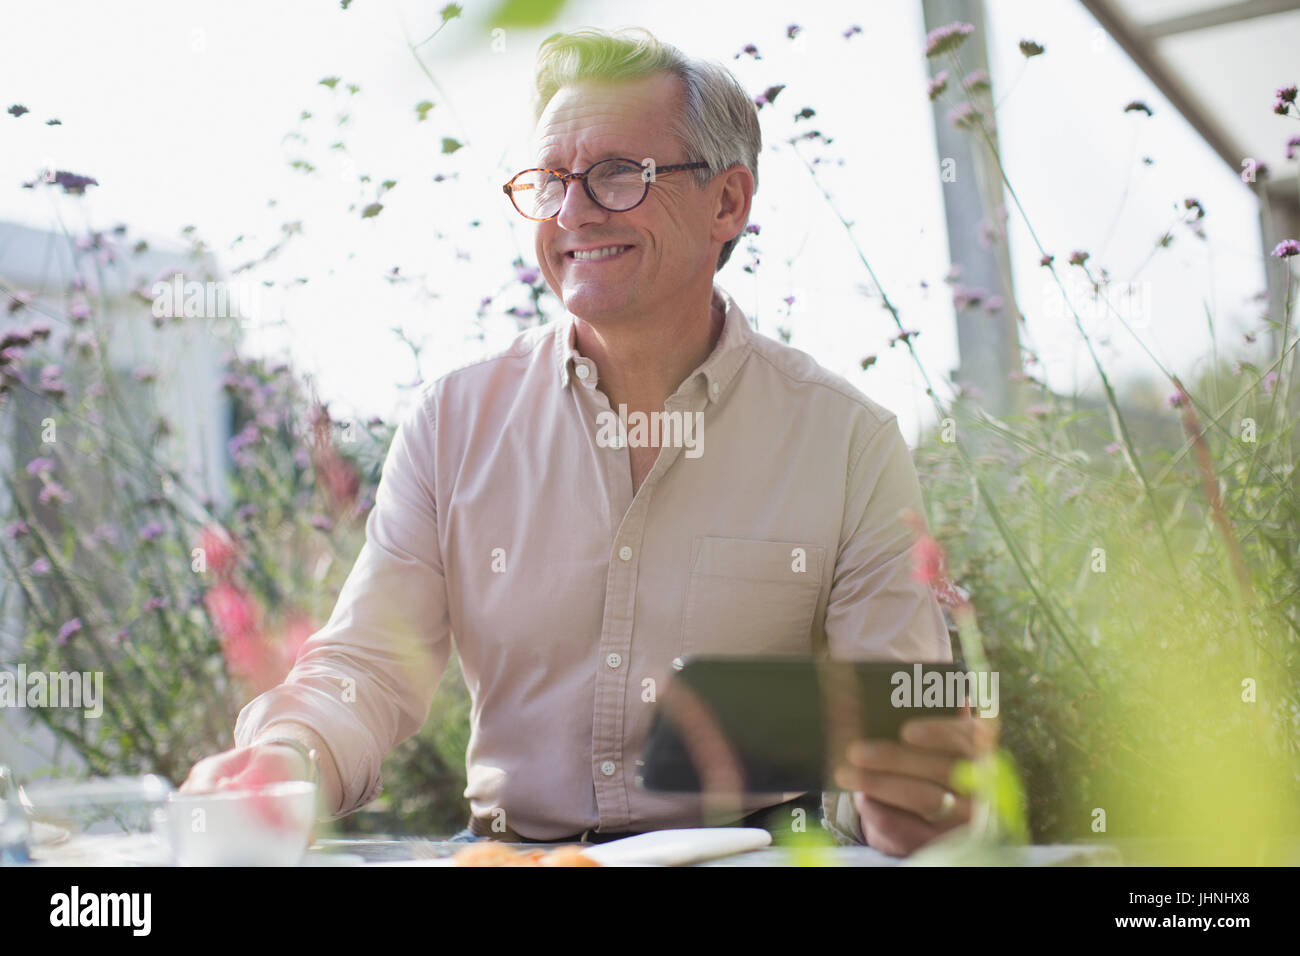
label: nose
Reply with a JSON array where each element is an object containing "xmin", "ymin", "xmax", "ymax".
[{"xmin": 554, "ymin": 174, "xmax": 609, "ymax": 233}]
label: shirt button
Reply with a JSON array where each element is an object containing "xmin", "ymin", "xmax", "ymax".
[
  {"xmin": 671, "ymin": 657, "xmax": 685, "ymax": 670},
  {"xmin": 618, "ymin": 546, "xmax": 632, "ymax": 561},
  {"xmin": 606, "ymin": 652, "xmax": 622, "ymax": 669},
  {"xmin": 600, "ymin": 760, "xmax": 616, "ymax": 777},
  {"xmin": 575, "ymin": 364, "xmax": 590, "ymax": 380},
  {"xmin": 710, "ymin": 382, "xmax": 720, "ymax": 397}
]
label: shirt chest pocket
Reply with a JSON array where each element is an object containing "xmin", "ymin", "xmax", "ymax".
[{"xmin": 680, "ymin": 536, "xmax": 827, "ymax": 657}]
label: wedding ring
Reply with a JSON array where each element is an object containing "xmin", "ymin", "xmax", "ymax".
[{"xmin": 935, "ymin": 790, "xmax": 957, "ymax": 822}]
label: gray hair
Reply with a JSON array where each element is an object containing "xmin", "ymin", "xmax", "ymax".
[{"xmin": 532, "ymin": 27, "xmax": 760, "ymax": 273}]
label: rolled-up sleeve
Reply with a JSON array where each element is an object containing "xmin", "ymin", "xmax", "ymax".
[
  {"xmin": 819, "ymin": 412, "xmax": 953, "ymax": 844},
  {"xmin": 234, "ymin": 385, "xmax": 452, "ymax": 819}
]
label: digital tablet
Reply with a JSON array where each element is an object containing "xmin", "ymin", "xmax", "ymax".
[{"xmin": 637, "ymin": 657, "xmax": 971, "ymax": 793}]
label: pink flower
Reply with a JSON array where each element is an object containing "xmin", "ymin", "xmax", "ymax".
[
  {"xmin": 198, "ymin": 525, "xmax": 239, "ymax": 577},
  {"xmin": 925, "ymin": 21, "xmax": 973, "ymax": 58},
  {"xmin": 57, "ymin": 617, "xmax": 82, "ymax": 645},
  {"xmin": 1271, "ymin": 239, "xmax": 1300, "ymax": 259},
  {"xmin": 205, "ymin": 581, "xmax": 259, "ymax": 640}
]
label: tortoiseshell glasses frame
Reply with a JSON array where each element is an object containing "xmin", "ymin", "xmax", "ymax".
[{"xmin": 502, "ymin": 157, "xmax": 711, "ymax": 221}]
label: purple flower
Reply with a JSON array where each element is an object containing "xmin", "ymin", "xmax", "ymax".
[
  {"xmin": 1068, "ymin": 250, "xmax": 1090, "ymax": 266},
  {"xmin": 925, "ymin": 21, "xmax": 974, "ymax": 58},
  {"xmin": 139, "ymin": 521, "xmax": 164, "ymax": 542},
  {"xmin": 26, "ymin": 456, "xmax": 54, "ymax": 476},
  {"xmin": 1166, "ymin": 390, "xmax": 1188, "ymax": 409},
  {"xmin": 310, "ymin": 514, "xmax": 334, "ymax": 532},
  {"xmin": 29, "ymin": 557, "xmax": 51, "ymax": 575},
  {"xmin": 143, "ymin": 595, "xmax": 167, "ymax": 611},
  {"xmin": 782, "ymin": 295, "xmax": 796, "ymax": 307},
  {"xmin": 68, "ymin": 301, "xmax": 90, "ymax": 322},
  {"xmin": 1271, "ymin": 239, "xmax": 1300, "ymax": 259},
  {"xmin": 0, "ymin": 327, "xmax": 32, "ymax": 349},
  {"xmin": 1104, "ymin": 442, "xmax": 1122, "ymax": 455},
  {"xmin": 1262, "ymin": 371, "xmax": 1279, "ymax": 395},
  {"xmin": 39, "ymin": 483, "xmax": 70, "ymax": 507},
  {"xmin": 132, "ymin": 366, "xmax": 157, "ymax": 384},
  {"xmin": 1124, "ymin": 101, "xmax": 1153, "ymax": 117},
  {"xmin": 57, "ymin": 617, "xmax": 82, "ymax": 644},
  {"xmin": 927, "ymin": 71, "xmax": 949, "ymax": 100},
  {"xmin": 843, "ymin": 25, "xmax": 862, "ymax": 39},
  {"xmin": 786, "ymin": 24, "xmax": 800, "ymax": 40},
  {"xmin": 1039, "ymin": 254, "xmax": 1054, "ymax": 267},
  {"xmin": 48, "ymin": 170, "xmax": 99, "ymax": 195},
  {"xmin": 745, "ymin": 223, "xmax": 761, "ymax": 235},
  {"xmin": 1019, "ymin": 39, "xmax": 1044, "ymax": 58},
  {"xmin": 112, "ymin": 628, "xmax": 130, "ymax": 645},
  {"xmin": 236, "ymin": 504, "xmax": 258, "ymax": 523},
  {"xmin": 962, "ymin": 70, "xmax": 990, "ymax": 93},
  {"xmin": 983, "ymin": 295, "xmax": 1004, "ymax": 313},
  {"xmin": 1286, "ymin": 136, "xmax": 1300, "ymax": 161},
  {"xmin": 5, "ymin": 519, "xmax": 29, "ymax": 539},
  {"xmin": 947, "ymin": 102, "xmax": 981, "ymax": 129},
  {"xmin": 93, "ymin": 523, "xmax": 119, "ymax": 545},
  {"xmin": 515, "ymin": 264, "xmax": 540, "ymax": 285},
  {"xmin": 5, "ymin": 291, "xmax": 33, "ymax": 315},
  {"xmin": 28, "ymin": 322, "xmax": 51, "ymax": 341},
  {"xmin": 952, "ymin": 285, "xmax": 987, "ymax": 311},
  {"xmin": 1277, "ymin": 85, "xmax": 1298, "ymax": 104}
]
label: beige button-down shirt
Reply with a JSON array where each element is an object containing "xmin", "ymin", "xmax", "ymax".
[{"xmin": 234, "ymin": 283, "xmax": 951, "ymax": 842}]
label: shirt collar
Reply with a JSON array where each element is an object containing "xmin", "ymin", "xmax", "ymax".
[{"xmin": 555, "ymin": 284, "xmax": 753, "ymax": 405}]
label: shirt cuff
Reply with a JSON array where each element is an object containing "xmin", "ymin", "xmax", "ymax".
[{"xmin": 821, "ymin": 790, "xmax": 865, "ymax": 846}]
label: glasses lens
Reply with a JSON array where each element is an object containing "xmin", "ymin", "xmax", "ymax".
[
  {"xmin": 511, "ymin": 169, "xmax": 564, "ymax": 219},
  {"xmin": 587, "ymin": 159, "xmax": 647, "ymax": 211}
]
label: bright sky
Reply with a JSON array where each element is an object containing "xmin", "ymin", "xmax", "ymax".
[{"xmin": 0, "ymin": 0, "xmax": 1274, "ymax": 443}]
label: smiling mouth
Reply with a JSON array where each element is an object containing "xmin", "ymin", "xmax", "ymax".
[{"xmin": 565, "ymin": 245, "xmax": 633, "ymax": 262}]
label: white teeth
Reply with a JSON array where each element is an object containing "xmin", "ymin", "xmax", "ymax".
[{"xmin": 571, "ymin": 246, "xmax": 627, "ymax": 261}]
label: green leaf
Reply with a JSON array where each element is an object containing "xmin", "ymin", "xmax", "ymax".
[
  {"xmin": 381, "ymin": 179, "xmax": 397, "ymax": 192},
  {"xmin": 487, "ymin": 0, "xmax": 567, "ymax": 28},
  {"xmin": 361, "ymin": 202, "xmax": 383, "ymax": 219},
  {"xmin": 319, "ymin": 76, "xmax": 340, "ymax": 90},
  {"xmin": 415, "ymin": 100, "xmax": 435, "ymax": 121},
  {"xmin": 440, "ymin": 137, "xmax": 463, "ymax": 154},
  {"xmin": 440, "ymin": 3, "xmax": 463, "ymax": 22}
]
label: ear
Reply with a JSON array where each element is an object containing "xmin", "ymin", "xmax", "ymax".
[{"xmin": 710, "ymin": 164, "xmax": 755, "ymax": 248}]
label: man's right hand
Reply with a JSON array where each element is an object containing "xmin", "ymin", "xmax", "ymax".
[{"xmin": 179, "ymin": 741, "xmax": 312, "ymax": 795}]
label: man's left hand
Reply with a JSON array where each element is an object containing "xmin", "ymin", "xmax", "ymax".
[{"xmin": 834, "ymin": 714, "xmax": 997, "ymax": 857}]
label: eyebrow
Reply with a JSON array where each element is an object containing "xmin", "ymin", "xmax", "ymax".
[{"xmin": 534, "ymin": 151, "xmax": 629, "ymax": 171}]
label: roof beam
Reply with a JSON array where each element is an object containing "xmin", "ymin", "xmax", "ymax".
[
  {"xmin": 1079, "ymin": 0, "xmax": 1249, "ymax": 175},
  {"xmin": 1142, "ymin": 0, "xmax": 1300, "ymax": 39}
]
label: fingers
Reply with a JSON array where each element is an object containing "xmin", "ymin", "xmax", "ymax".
[
  {"xmin": 836, "ymin": 762, "xmax": 971, "ymax": 824},
  {"xmin": 898, "ymin": 714, "xmax": 998, "ymax": 758},
  {"xmin": 843, "ymin": 739, "xmax": 957, "ymax": 787},
  {"xmin": 853, "ymin": 794, "xmax": 942, "ymax": 858},
  {"xmin": 178, "ymin": 748, "xmax": 250, "ymax": 794}
]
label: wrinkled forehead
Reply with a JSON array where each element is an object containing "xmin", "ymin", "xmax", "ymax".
[{"xmin": 531, "ymin": 75, "xmax": 685, "ymax": 169}]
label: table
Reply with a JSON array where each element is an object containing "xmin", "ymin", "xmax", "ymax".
[{"xmin": 24, "ymin": 832, "xmax": 1121, "ymax": 866}]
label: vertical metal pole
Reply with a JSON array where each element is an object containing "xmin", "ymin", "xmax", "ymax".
[{"xmin": 922, "ymin": 0, "xmax": 1024, "ymax": 417}]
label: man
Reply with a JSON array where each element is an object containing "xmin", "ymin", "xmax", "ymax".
[{"xmin": 182, "ymin": 26, "xmax": 990, "ymax": 856}]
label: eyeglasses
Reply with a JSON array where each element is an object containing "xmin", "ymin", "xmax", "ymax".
[{"xmin": 502, "ymin": 157, "xmax": 710, "ymax": 221}]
